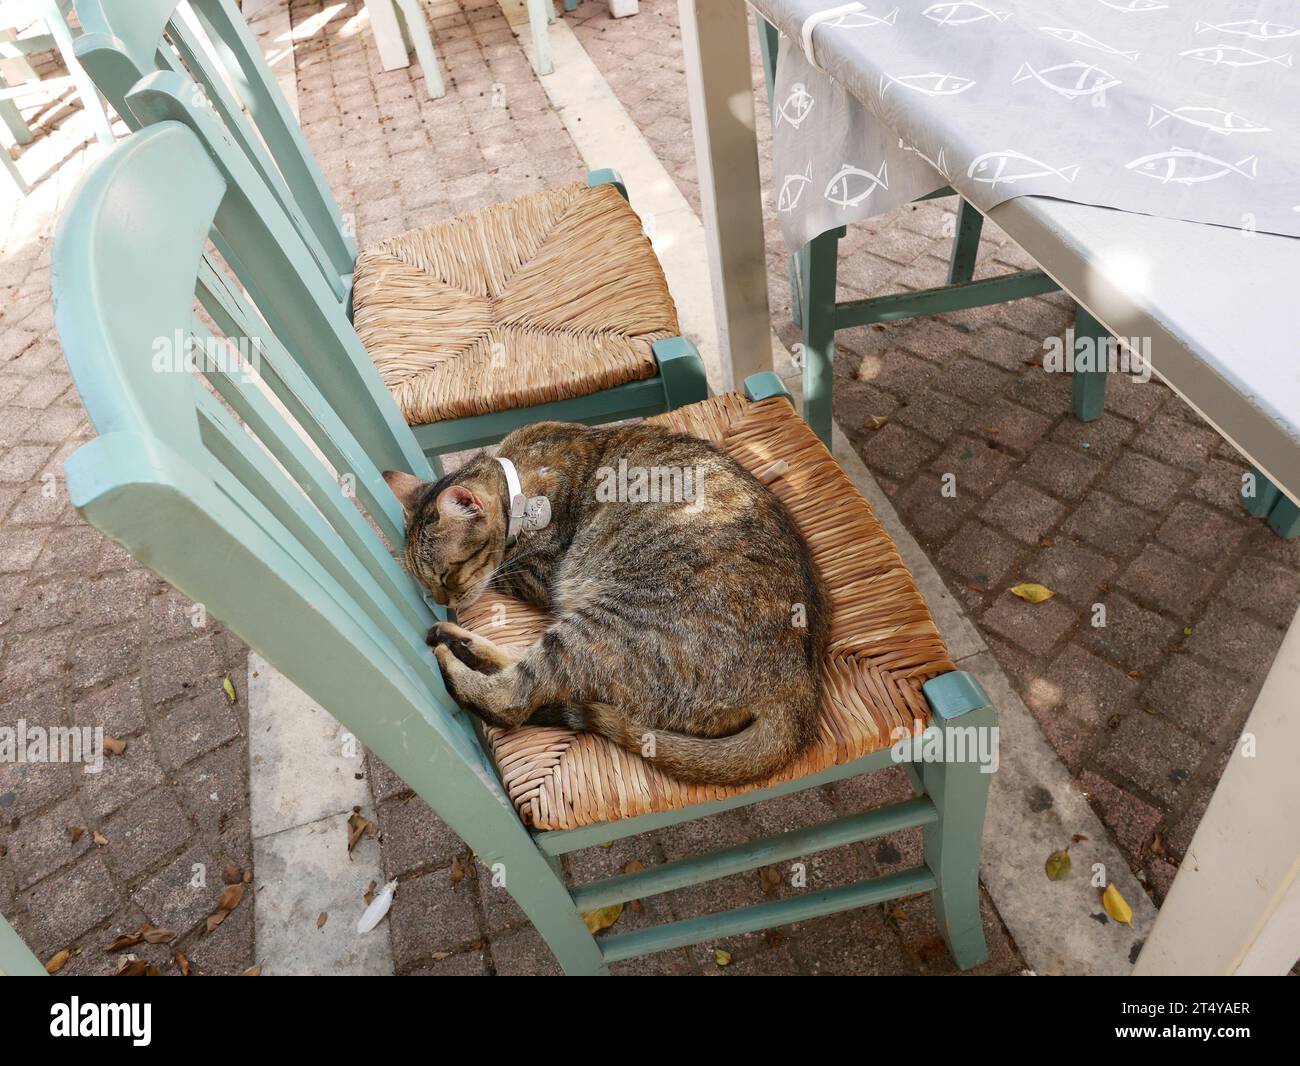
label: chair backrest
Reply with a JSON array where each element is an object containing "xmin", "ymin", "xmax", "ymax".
[
  {"xmin": 71, "ymin": 0, "xmax": 356, "ymax": 299},
  {"xmin": 53, "ymin": 115, "xmax": 514, "ymax": 838}
]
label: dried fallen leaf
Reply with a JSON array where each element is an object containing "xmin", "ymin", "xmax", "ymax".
[
  {"xmin": 316, "ymin": 912, "xmax": 327, "ymax": 929},
  {"xmin": 1102, "ymin": 883, "xmax": 1133, "ymax": 926},
  {"xmin": 92, "ymin": 830, "xmax": 108, "ymax": 846},
  {"xmin": 450, "ymin": 855, "xmax": 465, "ymax": 884},
  {"xmin": 241, "ymin": 964, "xmax": 262, "ymax": 976},
  {"xmin": 346, "ymin": 809, "xmax": 377, "ymax": 853},
  {"xmin": 1151, "ymin": 832, "xmax": 1165, "ymax": 857},
  {"xmin": 863, "ymin": 415, "xmax": 891, "ymax": 431},
  {"xmin": 222, "ymin": 864, "xmax": 243, "ymax": 885},
  {"xmin": 142, "ymin": 928, "xmax": 176, "ymax": 945},
  {"xmin": 1045, "ymin": 848, "xmax": 1072, "ymax": 881},
  {"xmin": 106, "ymin": 927, "xmax": 147, "ymax": 952},
  {"xmin": 174, "ymin": 952, "xmax": 191, "ymax": 976},
  {"xmin": 621, "ymin": 860, "xmax": 646, "ymax": 875},
  {"xmin": 758, "ymin": 866, "xmax": 782, "ymax": 895},
  {"xmin": 116, "ymin": 958, "xmax": 158, "ymax": 976},
  {"xmin": 363, "ymin": 880, "xmax": 378, "ymax": 905},
  {"xmin": 222, "ymin": 676, "xmax": 238, "ymax": 705},
  {"xmin": 206, "ymin": 910, "xmax": 228, "ymax": 934},
  {"xmin": 45, "ymin": 949, "xmax": 70, "ymax": 974},
  {"xmin": 68, "ymin": 826, "xmax": 84, "ymax": 844},
  {"xmin": 103, "ymin": 736, "xmax": 127, "ymax": 756},
  {"xmin": 1071, "ymin": 833, "xmax": 1089, "ymax": 844},
  {"xmin": 217, "ymin": 883, "xmax": 245, "ymax": 912},
  {"xmin": 1009, "ymin": 582, "xmax": 1055, "ymax": 604},
  {"xmin": 713, "ymin": 948, "xmax": 732, "ymax": 967},
  {"xmin": 580, "ymin": 903, "xmax": 624, "ymax": 935}
]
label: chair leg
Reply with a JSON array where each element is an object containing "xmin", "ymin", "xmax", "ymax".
[
  {"xmin": 1240, "ymin": 465, "xmax": 1280, "ymax": 519},
  {"xmin": 947, "ymin": 198, "xmax": 982, "ymax": 284},
  {"xmin": 1244, "ymin": 469, "xmax": 1300, "ymax": 540},
  {"xmin": 505, "ymin": 847, "xmax": 609, "ymax": 975},
  {"xmin": 528, "ymin": 0, "xmax": 554, "ymax": 75},
  {"xmin": 652, "ymin": 337, "xmax": 709, "ymax": 410},
  {"xmin": 0, "ymin": 93, "xmax": 34, "ymax": 147},
  {"xmin": 1268, "ymin": 495, "xmax": 1300, "ymax": 540},
  {"xmin": 392, "ymin": 0, "xmax": 445, "ymax": 100},
  {"xmin": 35, "ymin": 0, "xmax": 114, "ymax": 145},
  {"xmin": 799, "ymin": 229, "xmax": 839, "ymax": 445},
  {"xmin": 920, "ymin": 672, "xmax": 996, "ymax": 970},
  {"xmin": 1, "ymin": 142, "xmax": 27, "ymax": 196},
  {"xmin": 1071, "ymin": 304, "xmax": 1108, "ymax": 422}
]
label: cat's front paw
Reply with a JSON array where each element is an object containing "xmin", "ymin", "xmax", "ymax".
[{"xmin": 426, "ymin": 622, "xmax": 509, "ymax": 674}]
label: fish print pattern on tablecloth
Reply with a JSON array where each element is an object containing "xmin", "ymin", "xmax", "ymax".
[{"xmin": 766, "ymin": 0, "xmax": 1300, "ymax": 249}]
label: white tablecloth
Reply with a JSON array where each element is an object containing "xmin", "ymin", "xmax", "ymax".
[{"xmin": 763, "ymin": 0, "xmax": 1300, "ymax": 249}]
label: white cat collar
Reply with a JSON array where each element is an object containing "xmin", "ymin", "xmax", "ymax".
[{"xmin": 495, "ymin": 457, "xmax": 551, "ymax": 544}]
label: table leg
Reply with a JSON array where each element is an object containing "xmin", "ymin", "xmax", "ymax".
[
  {"xmin": 364, "ymin": 0, "xmax": 411, "ymax": 72},
  {"xmin": 1133, "ymin": 602, "xmax": 1300, "ymax": 974},
  {"xmin": 678, "ymin": 0, "xmax": 772, "ymax": 392}
]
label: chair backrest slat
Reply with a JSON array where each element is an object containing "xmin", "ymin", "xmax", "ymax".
[
  {"xmin": 126, "ymin": 70, "xmax": 431, "ymax": 480},
  {"xmin": 73, "ymin": 0, "xmax": 356, "ymax": 291},
  {"xmin": 186, "ymin": 0, "xmax": 356, "ymax": 273},
  {"xmin": 189, "ymin": 380, "xmax": 441, "ymax": 698},
  {"xmin": 194, "ymin": 256, "xmax": 407, "ymax": 547},
  {"xmin": 189, "ymin": 315, "xmax": 431, "ymax": 635}
]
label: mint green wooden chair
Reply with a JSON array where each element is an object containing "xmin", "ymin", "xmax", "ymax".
[
  {"xmin": 0, "ymin": 0, "xmax": 115, "ymax": 195},
  {"xmin": 70, "ymin": 0, "xmax": 707, "ymax": 460},
  {"xmin": 757, "ymin": 18, "xmax": 1079, "ymax": 444},
  {"xmin": 51, "ymin": 118, "xmax": 998, "ymax": 974}
]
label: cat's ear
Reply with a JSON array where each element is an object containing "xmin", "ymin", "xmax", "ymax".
[
  {"xmin": 382, "ymin": 470, "xmax": 427, "ymax": 514},
  {"xmin": 435, "ymin": 484, "xmax": 483, "ymax": 519}
]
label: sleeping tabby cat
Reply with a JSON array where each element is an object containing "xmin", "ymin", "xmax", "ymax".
[{"xmin": 383, "ymin": 420, "xmax": 827, "ymax": 785}]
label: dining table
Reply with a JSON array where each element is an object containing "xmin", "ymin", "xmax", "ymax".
[{"xmin": 677, "ymin": 0, "xmax": 1300, "ymax": 975}]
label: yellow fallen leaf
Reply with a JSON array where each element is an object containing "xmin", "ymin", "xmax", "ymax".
[
  {"xmin": 580, "ymin": 903, "xmax": 624, "ymax": 934},
  {"xmin": 1009, "ymin": 582, "xmax": 1055, "ymax": 604},
  {"xmin": 222, "ymin": 676, "xmax": 238, "ymax": 705},
  {"xmin": 1102, "ymin": 883, "xmax": 1133, "ymax": 926},
  {"xmin": 241, "ymin": 964, "xmax": 262, "ymax": 976},
  {"xmin": 92, "ymin": 830, "xmax": 108, "ymax": 846},
  {"xmin": 713, "ymin": 948, "xmax": 732, "ymax": 967},
  {"xmin": 45, "ymin": 949, "xmax": 70, "ymax": 974},
  {"xmin": 1045, "ymin": 848, "xmax": 1071, "ymax": 881}
]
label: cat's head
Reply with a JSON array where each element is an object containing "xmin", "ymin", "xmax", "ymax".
[{"xmin": 383, "ymin": 461, "xmax": 507, "ymax": 610}]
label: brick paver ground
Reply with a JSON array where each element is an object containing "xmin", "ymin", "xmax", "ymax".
[
  {"xmin": 567, "ymin": 1, "xmax": 1300, "ymax": 910},
  {"xmin": 0, "ymin": 50, "xmax": 254, "ymax": 971}
]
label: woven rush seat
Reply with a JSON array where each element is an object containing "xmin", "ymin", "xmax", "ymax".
[
  {"xmin": 351, "ymin": 181, "xmax": 680, "ymax": 426},
  {"xmin": 456, "ymin": 393, "xmax": 956, "ymax": 832}
]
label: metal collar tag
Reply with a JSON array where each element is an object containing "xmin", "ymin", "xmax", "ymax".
[{"xmin": 496, "ymin": 457, "xmax": 551, "ymax": 544}]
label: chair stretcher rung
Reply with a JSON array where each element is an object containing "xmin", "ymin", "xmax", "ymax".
[
  {"xmin": 835, "ymin": 268, "xmax": 1058, "ymax": 328},
  {"xmin": 570, "ymin": 797, "xmax": 937, "ymax": 912},
  {"xmin": 598, "ymin": 867, "xmax": 938, "ymax": 964}
]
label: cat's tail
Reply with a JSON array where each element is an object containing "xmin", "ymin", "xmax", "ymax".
[{"xmin": 581, "ymin": 700, "xmax": 814, "ymax": 786}]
